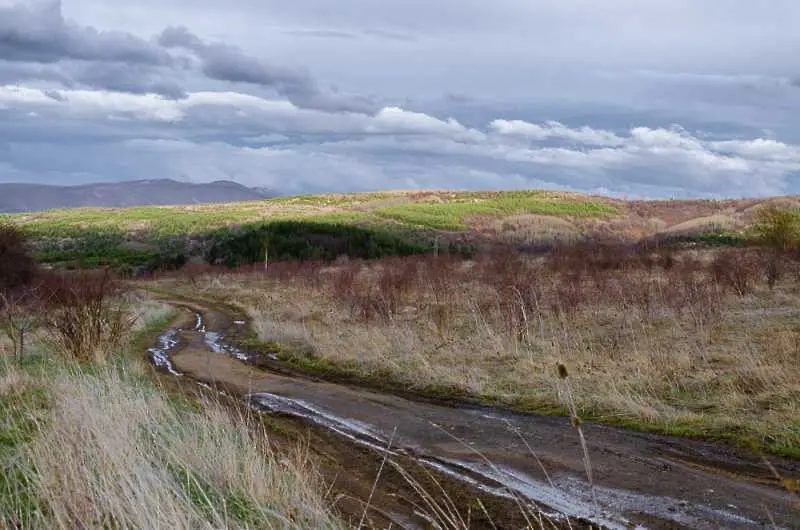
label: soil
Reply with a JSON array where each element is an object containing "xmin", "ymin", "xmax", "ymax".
[{"xmin": 147, "ymin": 296, "xmax": 800, "ymax": 530}]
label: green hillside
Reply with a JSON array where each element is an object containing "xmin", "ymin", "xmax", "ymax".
[{"xmin": 4, "ymin": 189, "xmax": 776, "ymax": 272}]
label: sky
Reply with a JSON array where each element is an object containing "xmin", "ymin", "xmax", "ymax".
[{"xmin": 1, "ymin": 0, "xmax": 799, "ymax": 198}]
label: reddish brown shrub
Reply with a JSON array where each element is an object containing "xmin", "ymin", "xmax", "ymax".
[
  {"xmin": 39, "ymin": 269, "xmax": 134, "ymax": 363},
  {"xmin": 710, "ymin": 249, "xmax": 760, "ymax": 296}
]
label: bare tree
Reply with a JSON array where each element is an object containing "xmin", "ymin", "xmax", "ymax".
[
  {"xmin": 0, "ymin": 223, "xmax": 39, "ymax": 361},
  {"xmin": 1, "ymin": 288, "xmax": 39, "ymax": 362}
]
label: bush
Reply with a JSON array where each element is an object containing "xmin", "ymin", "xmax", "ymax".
[
  {"xmin": 204, "ymin": 221, "xmax": 431, "ymax": 267},
  {"xmin": 749, "ymin": 205, "xmax": 800, "ymax": 250},
  {"xmin": 0, "ymin": 224, "xmax": 36, "ymax": 291},
  {"xmin": 39, "ymin": 270, "xmax": 134, "ymax": 364}
]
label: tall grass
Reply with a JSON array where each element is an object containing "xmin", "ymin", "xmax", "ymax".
[
  {"xmin": 0, "ymin": 356, "xmax": 343, "ymax": 529},
  {"xmin": 1, "ymin": 263, "xmax": 344, "ymax": 530}
]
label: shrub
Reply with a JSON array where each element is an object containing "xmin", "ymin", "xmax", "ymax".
[
  {"xmin": 749, "ymin": 205, "xmax": 800, "ymax": 250},
  {"xmin": 710, "ymin": 249, "xmax": 760, "ymax": 296},
  {"xmin": 0, "ymin": 288, "xmax": 40, "ymax": 362},
  {"xmin": 40, "ymin": 270, "xmax": 134, "ymax": 364},
  {"xmin": 204, "ymin": 221, "xmax": 430, "ymax": 267},
  {"xmin": 0, "ymin": 224, "xmax": 36, "ymax": 291}
]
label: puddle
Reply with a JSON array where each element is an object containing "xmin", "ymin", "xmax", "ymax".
[
  {"xmin": 147, "ymin": 328, "xmax": 183, "ymax": 376},
  {"xmin": 203, "ymin": 329, "xmax": 251, "ymax": 361},
  {"xmin": 248, "ymin": 392, "xmax": 400, "ymax": 455}
]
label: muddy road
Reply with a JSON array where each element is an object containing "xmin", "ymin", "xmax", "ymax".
[{"xmin": 146, "ymin": 296, "xmax": 799, "ymax": 529}]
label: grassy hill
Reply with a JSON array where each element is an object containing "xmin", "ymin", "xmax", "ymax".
[{"xmin": 4, "ymin": 189, "xmax": 797, "ymax": 271}]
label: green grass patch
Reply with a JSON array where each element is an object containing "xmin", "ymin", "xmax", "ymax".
[
  {"xmin": 7, "ymin": 203, "xmax": 276, "ymax": 238},
  {"xmin": 374, "ymin": 193, "xmax": 617, "ymax": 230},
  {"xmin": 4, "ymin": 189, "xmax": 625, "ymax": 270},
  {"xmin": 0, "ymin": 364, "xmax": 50, "ymax": 523},
  {"xmin": 268, "ymin": 192, "xmax": 395, "ymax": 207},
  {"xmin": 659, "ymin": 231, "xmax": 748, "ymax": 248},
  {"xmin": 165, "ymin": 464, "xmax": 266, "ymax": 526}
]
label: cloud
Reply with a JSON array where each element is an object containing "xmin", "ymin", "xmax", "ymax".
[
  {"xmin": 1, "ymin": 84, "xmax": 798, "ymax": 197},
  {"xmin": 490, "ymin": 120, "xmax": 624, "ymax": 147},
  {"xmin": 0, "ymin": 1, "xmax": 170, "ymax": 65},
  {"xmin": 282, "ymin": 28, "xmax": 360, "ymax": 40},
  {"xmin": 70, "ymin": 62, "xmax": 188, "ymax": 99},
  {"xmin": 710, "ymin": 138, "xmax": 800, "ymax": 162},
  {"xmin": 157, "ymin": 25, "xmax": 377, "ymax": 113},
  {"xmin": 0, "ymin": 1, "xmax": 375, "ymax": 111},
  {"xmin": 2, "ymin": 0, "xmax": 800, "ymax": 197}
]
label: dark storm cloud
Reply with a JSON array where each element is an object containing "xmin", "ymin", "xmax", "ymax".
[
  {"xmin": 0, "ymin": 58, "xmax": 186, "ymax": 99},
  {"xmin": 158, "ymin": 26, "xmax": 303, "ymax": 87},
  {"xmin": 158, "ymin": 26, "xmax": 377, "ymax": 113},
  {"xmin": 0, "ymin": 60, "xmax": 73, "ymax": 85},
  {"xmin": 0, "ymin": 1, "xmax": 188, "ymax": 98},
  {"xmin": 0, "ymin": 1, "xmax": 375, "ymax": 111},
  {"xmin": 0, "ymin": 1, "xmax": 170, "ymax": 65},
  {"xmin": 72, "ymin": 62, "xmax": 187, "ymax": 99}
]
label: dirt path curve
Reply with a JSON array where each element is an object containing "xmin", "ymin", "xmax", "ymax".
[{"xmin": 147, "ymin": 295, "xmax": 800, "ymax": 530}]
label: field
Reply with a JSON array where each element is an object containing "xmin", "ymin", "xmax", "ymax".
[
  {"xmin": 159, "ymin": 247, "xmax": 800, "ymax": 458},
  {"xmin": 3, "ymin": 190, "xmax": 800, "ymax": 528}
]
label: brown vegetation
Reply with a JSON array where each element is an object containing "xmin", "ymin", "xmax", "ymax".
[
  {"xmin": 1, "ymin": 276, "xmax": 344, "ymax": 529},
  {"xmin": 160, "ymin": 242, "xmax": 800, "ymax": 457},
  {"xmin": 39, "ymin": 270, "xmax": 134, "ymax": 363},
  {"xmin": 0, "ymin": 225, "xmax": 134, "ymax": 364}
]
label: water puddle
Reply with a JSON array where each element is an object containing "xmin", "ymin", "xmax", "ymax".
[
  {"xmin": 248, "ymin": 392, "xmax": 398, "ymax": 455},
  {"xmin": 147, "ymin": 328, "xmax": 182, "ymax": 376}
]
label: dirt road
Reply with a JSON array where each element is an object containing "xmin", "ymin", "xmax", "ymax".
[{"xmin": 147, "ymin": 296, "xmax": 800, "ymax": 529}]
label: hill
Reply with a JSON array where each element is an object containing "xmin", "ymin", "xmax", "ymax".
[
  {"xmin": 4, "ymin": 189, "xmax": 798, "ymax": 271},
  {"xmin": 0, "ymin": 179, "xmax": 271, "ymax": 213}
]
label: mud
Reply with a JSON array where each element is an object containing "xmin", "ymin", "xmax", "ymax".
[{"xmin": 147, "ymin": 296, "xmax": 800, "ymax": 529}]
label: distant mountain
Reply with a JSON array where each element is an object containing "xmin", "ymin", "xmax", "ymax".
[{"xmin": 0, "ymin": 179, "xmax": 274, "ymax": 213}]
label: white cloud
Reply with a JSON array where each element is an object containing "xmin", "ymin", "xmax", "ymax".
[
  {"xmin": 710, "ymin": 138, "xmax": 800, "ymax": 161},
  {"xmin": 1, "ymin": 82, "xmax": 799, "ymax": 197},
  {"xmin": 490, "ymin": 120, "xmax": 624, "ymax": 147}
]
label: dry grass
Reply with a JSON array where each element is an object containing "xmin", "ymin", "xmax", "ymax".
[
  {"xmin": 1, "ymin": 360, "xmax": 343, "ymax": 529},
  {"xmin": 0, "ymin": 296, "xmax": 344, "ymax": 529},
  {"xmin": 658, "ymin": 214, "xmax": 740, "ymax": 235},
  {"xmin": 0, "ymin": 358, "xmax": 32, "ymax": 396},
  {"xmin": 164, "ymin": 249, "xmax": 800, "ymax": 456},
  {"xmin": 128, "ymin": 294, "xmax": 175, "ymax": 331},
  {"xmin": 25, "ymin": 368, "xmax": 338, "ymax": 529},
  {"xmin": 491, "ymin": 214, "xmax": 579, "ymax": 245}
]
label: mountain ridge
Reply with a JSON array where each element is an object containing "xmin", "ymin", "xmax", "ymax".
[{"xmin": 0, "ymin": 179, "xmax": 273, "ymax": 213}]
